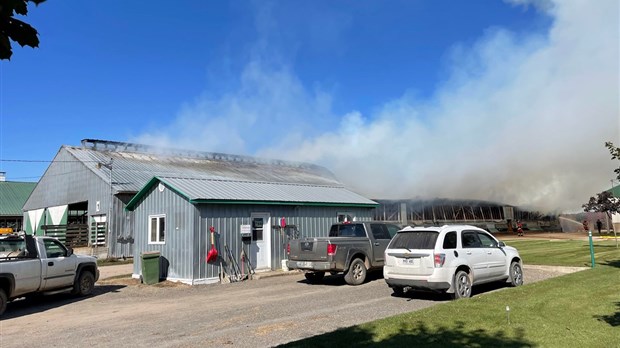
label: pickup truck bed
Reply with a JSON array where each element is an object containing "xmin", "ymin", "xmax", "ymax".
[
  {"xmin": 0, "ymin": 233, "xmax": 99, "ymax": 316},
  {"xmin": 287, "ymin": 222, "xmax": 400, "ymax": 285}
]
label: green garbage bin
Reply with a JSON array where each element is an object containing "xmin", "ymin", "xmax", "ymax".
[{"xmin": 141, "ymin": 251, "xmax": 160, "ymax": 285}]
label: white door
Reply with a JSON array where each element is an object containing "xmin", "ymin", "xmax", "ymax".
[
  {"xmin": 41, "ymin": 239, "xmax": 78, "ymax": 290},
  {"xmin": 250, "ymin": 213, "xmax": 271, "ymax": 270},
  {"xmin": 460, "ymin": 230, "xmax": 489, "ymax": 281}
]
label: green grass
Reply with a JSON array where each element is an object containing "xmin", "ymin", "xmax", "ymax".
[
  {"xmin": 503, "ymin": 239, "xmax": 619, "ymax": 267},
  {"xmin": 280, "ymin": 241, "xmax": 620, "ymax": 348}
]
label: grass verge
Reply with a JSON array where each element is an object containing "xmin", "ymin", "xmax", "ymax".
[
  {"xmin": 280, "ymin": 240, "xmax": 620, "ymax": 348},
  {"xmin": 502, "ymin": 239, "xmax": 619, "ymax": 267}
]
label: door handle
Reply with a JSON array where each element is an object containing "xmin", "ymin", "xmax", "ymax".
[
  {"xmin": 466, "ymin": 251, "xmax": 472, "ymax": 255},
  {"xmin": 374, "ymin": 242, "xmax": 380, "ymax": 246},
  {"xmin": 48, "ymin": 261, "xmax": 54, "ymax": 266}
]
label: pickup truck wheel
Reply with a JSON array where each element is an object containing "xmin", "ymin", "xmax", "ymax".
[
  {"xmin": 344, "ymin": 258, "xmax": 367, "ymax": 285},
  {"xmin": 73, "ymin": 271, "xmax": 95, "ymax": 296},
  {"xmin": 452, "ymin": 270, "xmax": 472, "ymax": 299},
  {"xmin": 304, "ymin": 272, "xmax": 325, "ymax": 283},
  {"xmin": 509, "ymin": 261, "xmax": 524, "ymax": 287},
  {"xmin": 0, "ymin": 288, "xmax": 7, "ymax": 316}
]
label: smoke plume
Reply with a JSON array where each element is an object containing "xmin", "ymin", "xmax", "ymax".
[{"xmin": 133, "ymin": 0, "xmax": 619, "ymax": 212}]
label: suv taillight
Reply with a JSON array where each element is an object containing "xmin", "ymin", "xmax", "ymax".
[
  {"xmin": 287, "ymin": 243, "xmax": 290, "ymax": 254},
  {"xmin": 327, "ymin": 243, "xmax": 337, "ymax": 256},
  {"xmin": 434, "ymin": 253, "xmax": 446, "ymax": 268}
]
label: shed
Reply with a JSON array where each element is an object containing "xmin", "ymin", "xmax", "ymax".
[{"xmin": 125, "ymin": 174, "xmax": 376, "ymax": 284}]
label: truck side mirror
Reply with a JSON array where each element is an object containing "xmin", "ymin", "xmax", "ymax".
[
  {"xmin": 67, "ymin": 248, "xmax": 74, "ymax": 256},
  {"xmin": 498, "ymin": 241, "xmax": 506, "ymax": 248}
]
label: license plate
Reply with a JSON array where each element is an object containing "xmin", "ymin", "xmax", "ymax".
[
  {"xmin": 401, "ymin": 258, "xmax": 418, "ymax": 266},
  {"xmin": 301, "ymin": 242, "xmax": 313, "ymax": 251},
  {"xmin": 297, "ymin": 261, "xmax": 312, "ymax": 268}
]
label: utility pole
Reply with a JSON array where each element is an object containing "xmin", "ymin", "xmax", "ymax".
[{"xmin": 611, "ymin": 179, "xmax": 618, "ymax": 248}]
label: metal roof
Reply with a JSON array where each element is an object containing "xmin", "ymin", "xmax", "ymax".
[
  {"xmin": 62, "ymin": 140, "xmax": 375, "ymax": 209},
  {"xmin": 124, "ymin": 176, "xmax": 376, "ymax": 210},
  {"xmin": 64, "ymin": 142, "xmax": 342, "ymax": 194},
  {"xmin": 0, "ymin": 181, "xmax": 36, "ymax": 216}
]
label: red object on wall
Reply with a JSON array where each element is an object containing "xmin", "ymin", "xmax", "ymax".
[
  {"xmin": 206, "ymin": 226, "xmax": 218, "ymax": 263},
  {"xmin": 280, "ymin": 217, "xmax": 286, "ymax": 228}
]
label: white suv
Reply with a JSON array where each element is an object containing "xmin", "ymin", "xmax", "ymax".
[{"xmin": 383, "ymin": 225, "xmax": 523, "ymax": 299}]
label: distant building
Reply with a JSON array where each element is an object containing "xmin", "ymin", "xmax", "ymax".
[
  {"xmin": 0, "ymin": 172, "xmax": 36, "ymax": 233},
  {"xmin": 373, "ymin": 198, "xmax": 559, "ymax": 232},
  {"xmin": 23, "ymin": 139, "xmax": 376, "ymax": 284}
]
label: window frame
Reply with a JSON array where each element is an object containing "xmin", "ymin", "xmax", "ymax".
[
  {"xmin": 44, "ymin": 239, "xmax": 68, "ymax": 258},
  {"xmin": 337, "ymin": 212, "xmax": 354, "ymax": 223},
  {"xmin": 148, "ymin": 214, "xmax": 166, "ymax": 245},
  {"xmin": 442, "ymin": 231, "xmax": 457, "ymax": 249},
  {"xmin": 476, "ymin": 231, "xmax": 499, "ymax": 248},
  {"xmin": 461, "ymin": 230, "xmax": 482, "ymax": 248}
]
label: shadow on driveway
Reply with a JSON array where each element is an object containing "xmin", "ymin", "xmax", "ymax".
[
  {"xmin": 297, "ymin": 270, "xmax": 385, "ymax": 286},
  {"xmin": 1, "ymin": 284, "xmax": 126, "ymax": 320}
]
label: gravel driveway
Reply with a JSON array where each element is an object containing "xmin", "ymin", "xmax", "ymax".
[{"xmin": 0, "ymin": 265, "xmax": 584, "ymax": 347}]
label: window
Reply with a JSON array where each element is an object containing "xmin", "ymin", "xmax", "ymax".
[
  {"xmin": 390, "ymin": 231, "xmax": 439, "ymax": 250},
  {"xmin": 44, "ymin": 239, "xmax": 67, "ymax": 258},
  {"xmin": 370, "ymin": 224, "xmax": 391, "ymax": 240},
  {"xmin": 461, "ymin": 231, "xmax": 482, "ymax": 248},
  {"xmin": 149, "ymin": 215, "xmax": 166, "ymax": 244},
  {"xmin": 329, "ymin": 224, "xmax": 366, "ymax": 237},
  {"xmin": 477, "ymin": 232, "xmax": 498, "ymax": 248},
  {"xmin": 252, "ymin": 217, "xmax": 263, "ymax": 241},
  {"xmin": 337, "ymin": 213, "xmax": 354, "ymax": 223},
  {"xmin": 443, "ymin": 231, "xmax": 457, "ymax": 249},
  {"xmin": 386, "ymin": 224, "xmax": 401, "ymax": 238}
]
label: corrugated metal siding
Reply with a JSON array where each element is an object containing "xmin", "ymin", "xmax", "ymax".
[
  {"xmin": 109, "ymin": 197, "xmax": 134, "ymax": 258},
  {"xmin": 132, "ymin": 184, "xmax": 374, "ymax": 283},
  {"xmin": 132, "ymin": 184, "xmax": 198, "ymax": 281},
  {"xmin": 23, "ymin": 148, "xmax": 131, "ymax": 257},
  {"xmin": 23, "ymin": 148, "xmax": 111, "ymax": 215},
  {"xmin": 199, "ymin": 205, "xmax": 374, "ymax": 273}
]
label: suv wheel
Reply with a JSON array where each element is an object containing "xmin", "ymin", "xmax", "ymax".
[
  {"xmin": 304, "ymin": 272, "xmax": 325, "ymax": 283},
  {"xmin": 509, "ymin": 261, "xmax": 523, "ymax": 287},
  {"xmin": 344, "ymin": 258, "xmax": 367, "ymax": 285},
  {"xmin": 452, "ymin": 270, "xmax": 472, "ymax": 299}
]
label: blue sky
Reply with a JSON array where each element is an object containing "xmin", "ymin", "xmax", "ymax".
[{"xmin": 1, "ymin": 0, "xmax": 618, "ymax": 211}]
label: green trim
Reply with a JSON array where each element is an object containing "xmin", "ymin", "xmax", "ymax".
[
  {"xmin": 189, "ymin": 199, "xmax": 378, "ymax": 208},
  {"xmin": 125, "ymin": 177, "xmax": 193, "ymax": 211},
  {"xmin": 126, "ymin": 176, "xmax": 378, "ymax": 211}
]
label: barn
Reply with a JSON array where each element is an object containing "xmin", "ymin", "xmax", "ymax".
[
  {"xmin": 0, "ymin": 173, "xmax": 36, "ymax": 233},
  {"xmin": 23, "ymin": 139, "xmax": 377, "ymax": 284}
]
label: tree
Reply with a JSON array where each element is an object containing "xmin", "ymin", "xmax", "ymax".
[
  {"xmin": 606, "ymin": 141, "xmax": 620, "ymax": 181},
  {"xmin": 0, "ymin": 0, "xmax": 46, "ymax": 60},
  {"xmin": 583, "ymin": 142, "xmax": 620, "ymax": 245}
]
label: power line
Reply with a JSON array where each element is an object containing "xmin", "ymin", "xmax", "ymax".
[{"xmin": 0, "ymin": 159, "xmax": 102, "ymax": 163}]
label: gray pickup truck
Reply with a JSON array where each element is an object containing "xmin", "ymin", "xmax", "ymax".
[
  {"xmin": 286, "ymin": 222, "xmax": 401, "ymax": 285},
  {"xmin": 0, "ymin": 233, "xmax": 99, "ymax": 316}
]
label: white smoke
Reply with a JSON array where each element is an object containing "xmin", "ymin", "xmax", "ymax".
[{"xmin": 133, "ymin": 0, "xmax": 619, "ymax": 212}]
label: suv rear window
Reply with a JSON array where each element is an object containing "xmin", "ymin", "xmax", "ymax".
[{"xmin": 390, "ymin": 231, "xmax": 439, "ymax": 249}]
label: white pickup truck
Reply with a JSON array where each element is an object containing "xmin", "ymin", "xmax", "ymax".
[{"xmin": 0, "ymin": 233, "xmax": 99, "ymax": 316}]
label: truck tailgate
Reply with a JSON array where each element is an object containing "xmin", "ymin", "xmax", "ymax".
[{"xmin": 289, "ymin": 238, "xmax": 330, "ymax": 261}]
